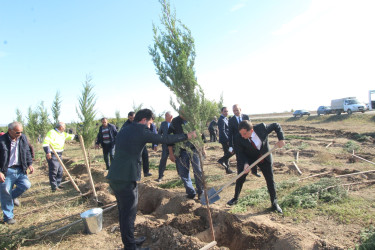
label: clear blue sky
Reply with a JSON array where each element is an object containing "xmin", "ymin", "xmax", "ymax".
[{"xmin": 1, "ymin": 0, "xmax": 374, "ymax": 125}]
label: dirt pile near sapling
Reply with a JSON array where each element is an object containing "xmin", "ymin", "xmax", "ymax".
[{"xmin": 132, "ymin": 183, "xmax": 337, "ymax": 249}]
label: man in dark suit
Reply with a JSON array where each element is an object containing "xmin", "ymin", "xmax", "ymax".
[
  {"xmin": 156, "ymin": 111, "xmax": 173, "ymax": 182},
  {"xmin": 217, "ymin": 107, "xmax": 234, "ymax": 174},
  {"xmin": 227, "ymin": 120, "xmax": 285, "ymax": 214},
  {"xmin": 208, "ymin": 116, "xmax": 218, "ymax": 142},
  {"xmin": 120, "ymin": 111, "xmax": 135, "ymax": 130},
  {"xmin": 228, "ymin": 104, "xmax": 259, "ymax": 177},
  {"xmin": 95, "ymin": 118, "xmax": 118, "ymax": 170},
  {"xmin": 107, "ymin": 109, "xmax": 196, "ymax": 250},
  {"xmin": 121, "ymin": 111, "xmax": 153, "ymax": 177}
]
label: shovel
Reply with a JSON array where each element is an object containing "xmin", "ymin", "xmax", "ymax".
[
  {"xmin": 78, "ymin": 135, "xmax": 103, "ymax": 206},
  {"xmin": 201, "ymin": 145, "xmax": 278, "ymax": 205}
]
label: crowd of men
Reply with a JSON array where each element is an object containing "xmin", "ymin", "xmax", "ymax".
[{"xmin": 0, "ymin": 105, "xmax": 285, "ymax": 250}]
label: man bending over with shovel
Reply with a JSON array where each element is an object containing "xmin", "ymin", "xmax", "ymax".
[{"xmin": 227, "ymin": 120, "xmax": 285, "ymax": 214}]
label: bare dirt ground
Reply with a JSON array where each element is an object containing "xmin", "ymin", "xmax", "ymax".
[{"xmin": 2, "ymin": 114, "xmax": 375, "ymax": 249}]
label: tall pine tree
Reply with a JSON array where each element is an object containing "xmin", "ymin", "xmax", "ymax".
[{"xmin": 76, "ymin": 75, "xmax": 97, "ymax": 150}]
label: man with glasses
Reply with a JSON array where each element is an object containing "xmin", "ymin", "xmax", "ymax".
[
  {"xmin": 107, "ymin": 109, "xmax": 197, "ymax": 249},
  {"xmin": 43, "ymin": 122, "xmax": 75, "ymax": 192},
  {"xmin": 0, "ymin": 122, "xmax": 34, "ymax": 224}
]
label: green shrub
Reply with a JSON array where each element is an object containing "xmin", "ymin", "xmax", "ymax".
[
  {"xmin": 281, "ymin": 178, "xmax": 347, "ymax": 209},
  {"xmin": 356, "ymin": 226, "xmax": 375, "ymax": 250},
  {"xmin": 344, "ymin": 140, "xmax": 360, "ymax": 153}
]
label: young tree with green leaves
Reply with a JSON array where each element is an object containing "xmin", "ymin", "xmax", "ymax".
[
  {"xmin": 76, "ymin": 75, "xmax": 98, "ymax": 150},
  {"xmin": 114, "ymin": 110, "xmax": 122, "ymax": 129},
  {"xmin": 37, "ymin": 101, "xmax": 52, "ymax": 141},
  {"xmin": 149, "ymin": 0, "xmax": 218, "ymax": 241},
  {"xmin": 132, "ymin": 101, "xmax": 143, "ymax": 113},
  {"xmin": 26, "ymin": 106, "xmax": 39, "ymax": 144},
  {"xmin": 51, "ymin": 91, "xmax": 62, "ymax": 125},
  {"xmin": 15, "ymin": 108, "xmax": 24, "ymax": 125}
]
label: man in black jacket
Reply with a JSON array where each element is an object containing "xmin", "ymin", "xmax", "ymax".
[
  {"xmin": 95, "ymin": 118, "xmax": 118, "ymax": 170},
  {"xmin": 156, "ymin": 111, "xmax": 173, "ymax": 182},
  {"xmin": 208, "ymin": 116, "xmax": 218, "ymax": 142},
  {"xmin": 107, "ymin": 109, "xmax": 196, "ymax": 250},
  {"xmin": 0, "ymin": 122, "xmax": 34, "ymax": 224},
  {"xmin": 227, "ymin": 120, "xmax": 285, "ymax": 214},
  {"xmin": 228, "ymin": 104, "xmax": 259, "ymax": 177},
  {"xmin": 217, "ymin": 107, "xmax": 234, "ymax": 174}
]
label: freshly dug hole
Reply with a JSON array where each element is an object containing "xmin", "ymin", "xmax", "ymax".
[{"xmin": 134, "ymin": 184, "xmax": 336, "ymax": 249}]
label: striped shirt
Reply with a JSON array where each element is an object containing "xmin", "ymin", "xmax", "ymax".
[{"xmin": 102, "ymin": 127, "xmax": 111, "ymax": 144}]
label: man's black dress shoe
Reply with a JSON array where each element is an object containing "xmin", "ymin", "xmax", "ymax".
[
  {"xmin": 252, "ymin": 171, "xmax": 261, "ymax": 177},
  {"xmin": 186, "ymin": 194, "xmax": 195, "ymax": 199},
  {"xmin": 227, "ymin": 198, "xmax": 238, "ymax": 206},
  {"xmin": 225, "ymin": 168, "xmax": 234, "ymax": 174},
  {"xmin": 217, "ymin": 160, "xmax": 227, "ymax": 168},
  {"xmin": 272, "ymin": 203, "xmax": 283, "ymax": 214},
  {"xmin": 135, "ymin": 236, "xmax": 146, "ymax": 246},
  {"xmin": 144, "ymin": 172, "xmax": 152, "ymax": 177}
]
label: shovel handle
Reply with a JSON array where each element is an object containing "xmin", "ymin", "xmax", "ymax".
[
  {"xmin": 49, "ymin": 144, "xmax": 82, "ymax": 194},
  {"xmin": 215, "ymin": 145, "xmax": 279, "ymax": 196}
]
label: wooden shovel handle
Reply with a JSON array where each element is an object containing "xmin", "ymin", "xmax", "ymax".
[
  {"xmin": 78, "ymin": 135, "xmax": 98, "ymax": 201},
  {"xmin": 49, "ymin": 144, "xmax": 82, "ymax": 194}
]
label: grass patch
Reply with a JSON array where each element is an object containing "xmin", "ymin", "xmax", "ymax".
[
  {"xmin": 149, "ymin": 161, "xmax": 176, "ymax": 171},
  {"xmin": 356, "ymin": 226, "xmax": 375, "ymax": 250},
  {"xmin": 320, "ymin": 196, "xmax": 375, "ymax": 225},
  {"xmin": 231, "ymin": 178, "xmax": 298, "ymax": 213},
  {"xmin": 280, "ymin": 178, "xmax": 347, "ymax": 209},
  {"xmin": 351, "ymin": 133, "xmax": 373, "ymax": 142},
  {"xmin": 159, "ymin": 179, "xmax": 184, "ymax": 188},
  {"xmin": 284, "ymin": 135, "xmax": 313, "ymax": 140}
]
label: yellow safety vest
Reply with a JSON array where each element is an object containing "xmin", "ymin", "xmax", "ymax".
[{"xmin": 43, "ymin": 129, "xmax": 75, "ymax": 152}]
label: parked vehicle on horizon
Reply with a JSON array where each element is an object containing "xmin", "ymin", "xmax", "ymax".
[
  {"xmin": 317, "ymin": 106, "xmax": 333, "ymax": 116},
  {"xmin": 293, "ymin": 109, "xmax": 310, "ymax": 117},
  {"xmin": 330, "ymin": 97, "xmax": 366, "ymax": 115}
]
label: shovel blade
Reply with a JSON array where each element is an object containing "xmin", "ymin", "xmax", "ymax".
[{"xmin": 200, "ymin": 188, "xmax": 221, "ymax": 205}]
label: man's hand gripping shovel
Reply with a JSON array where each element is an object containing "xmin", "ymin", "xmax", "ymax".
[{"xmin": 201, "ymin": 145, "xmax": 279, "ymax": 205}]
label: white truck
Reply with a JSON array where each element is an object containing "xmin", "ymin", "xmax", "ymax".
[{"xmin": 331, "ymin": 97, "xmax": 366, "ymax": 115}]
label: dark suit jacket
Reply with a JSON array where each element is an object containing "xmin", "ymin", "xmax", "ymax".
[
  {"xmin": 218, "ymin": 115, "xmax": 229, "ymax": 144},
  {"xmin": 228, "ymin": 114, "xmax": 250, "ymax": 148},
  {"xmin": 95, "ymin": 123, "xmax": 118, "ymax": 147},
  {"xmin": 0, "ymin": 133, "xmax": 33, "ymax": 176},
  {"xmin": 107, "ymin": 122, "xmax": 188, "ymax": 182},
  {"xmin": 236, "ymin": 123, "xmax": 284, "ymax": 168},
  {"xmin": 157, "ymin": 121, "xmax": 170, "ymax": 148}
]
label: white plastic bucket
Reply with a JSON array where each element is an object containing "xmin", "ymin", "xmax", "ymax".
[{"xmin": 80, "ymin": 208, "xmax": 103, "ymax": 234}]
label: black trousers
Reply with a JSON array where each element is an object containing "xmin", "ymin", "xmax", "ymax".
[
  {"xmin": 209, "ymin": 130, "xmax": 217, "ymax": 142},
  {"xmin": 219, "ymin": 142, "xmax": 234, "ymax": 167},
  {"xmin": 234, "ymin": 161, "xmax": 277, "ymax": 204},
  {"xmin": 141, "ymin": 147, "xmax": 149, "ymax": 175},
  {"xmin": 47, "ymin": 152, "xmax": 63, "ymax": 190},
  {"xmin": 158, "ymin": 144, "xmax": 169, "ymax": 179},
  {"xmin": 110, "ymin": 181, "xmax": 138, "ymax": 250},
  {"xmin": 102, "ymin": 143, "xmax": 115, "ymax": 170}
]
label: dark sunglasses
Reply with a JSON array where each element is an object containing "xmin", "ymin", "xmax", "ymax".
[{"xmin": 15, "ymin": 131, "xmax": 23, "ymax": 135}]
